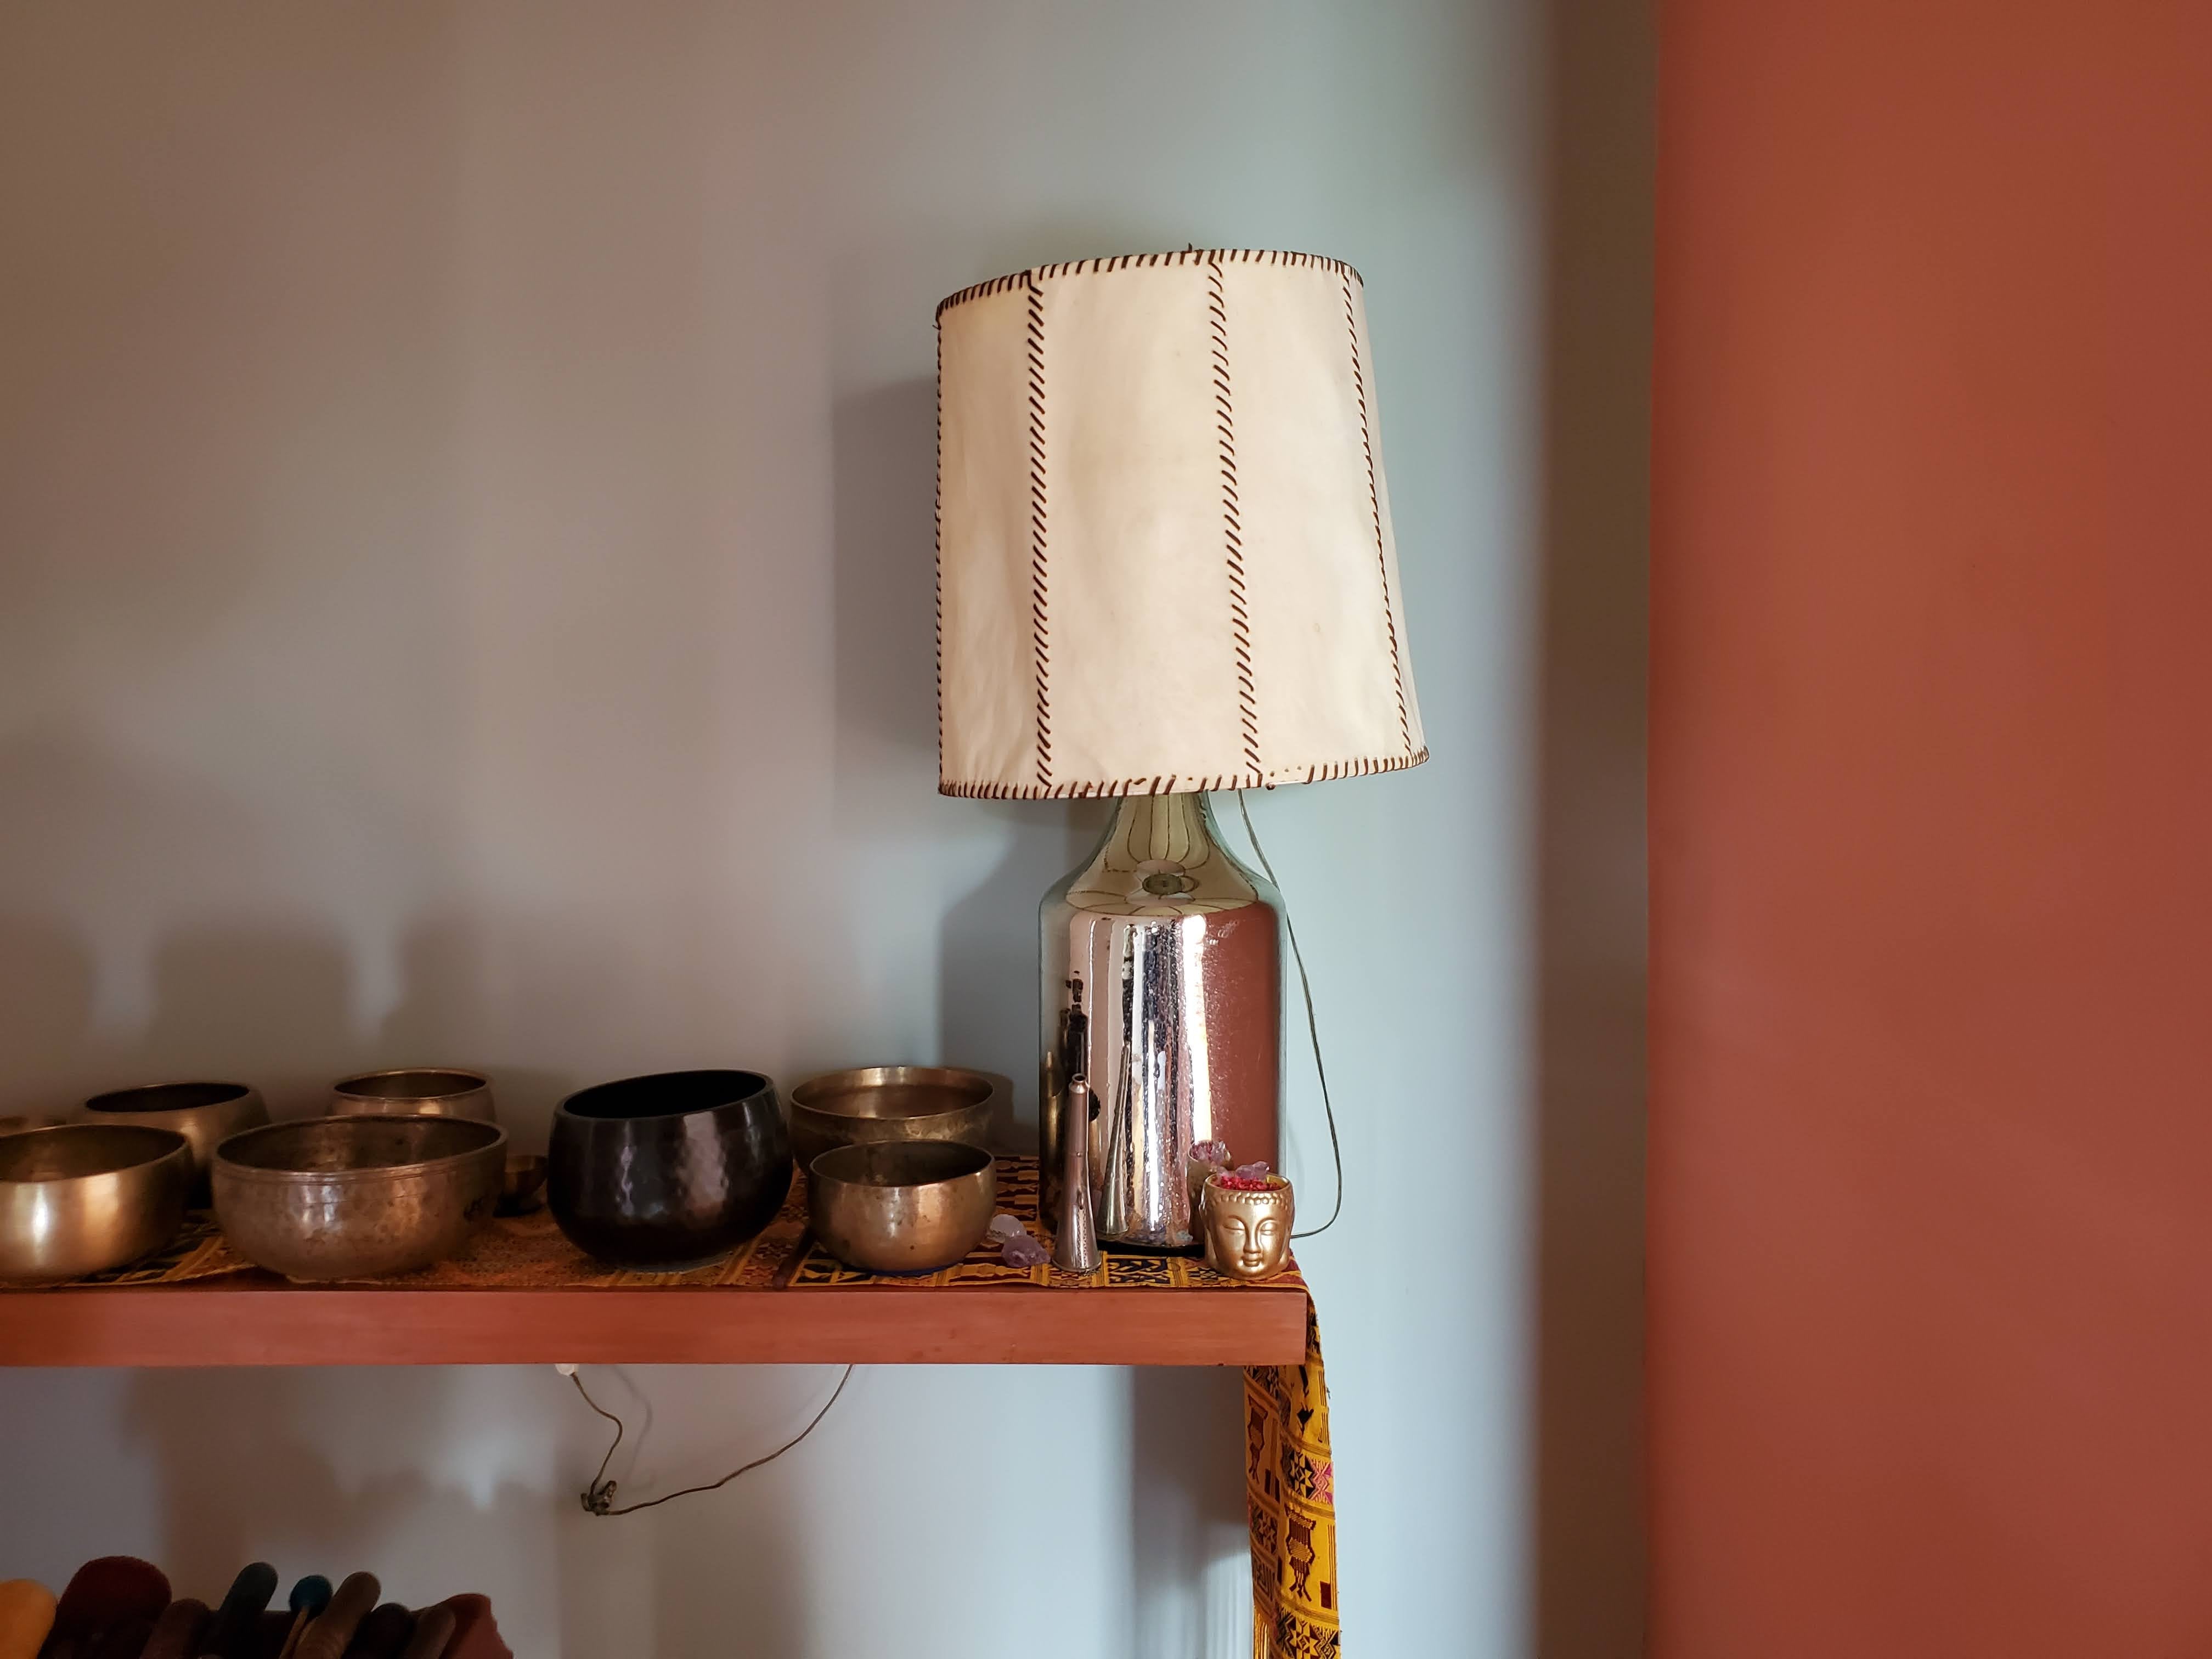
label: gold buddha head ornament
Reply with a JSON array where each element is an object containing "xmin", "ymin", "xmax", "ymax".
[{"xmin": 1201, "ymin": 1171, "xmax": 1294, "ymax": 1281}]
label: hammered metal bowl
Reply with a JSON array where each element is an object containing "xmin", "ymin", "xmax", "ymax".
[
  {"xmin": 213, "ymin": 1115, "xmax": 505, "ymax": 1281},
  {"xmin": 806, "ymin": 1139, "xmax": 997, "ymax": 1276},
  {"xmin": 78, "ymin": 1080, "xmax": 268, "ymax": 1197},
  {"xmin": 329, "ymin": 1068, "xmax": 496, "ymax": 1122},
  {"xmin": 787, "ymin": 1065, "xmax": 998, "ymax": 1173},
  {"xmin": 0, "ymin": 1124, "xmax": 192, "ymax": 1283},
  {"xmin": 549, "ymin": 1069, "xmax": 791, "ymax": 1270}
]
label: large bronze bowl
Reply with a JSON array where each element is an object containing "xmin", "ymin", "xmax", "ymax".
[
  {"xmin": 548, "ymin": 1069, "xmax": 791, "ymax": 1270},
  {"xmin": 213, "ymin": 1115, "xmax": 506, "ymax": 1282}
]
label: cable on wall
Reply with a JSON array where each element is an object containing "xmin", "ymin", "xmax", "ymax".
[
  {"xmin": 562, "ymin": 1363, "xmax": 854, "ymax": 1517},
  {"xmin": 1234, "ymin": 789, "xmax": 1344, "ymax": 1240}
]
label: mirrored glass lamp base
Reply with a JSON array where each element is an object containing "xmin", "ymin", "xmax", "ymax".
[{"xmin": 1039, "ymin": 792, "xmax": 1283, "ymax": 1251}]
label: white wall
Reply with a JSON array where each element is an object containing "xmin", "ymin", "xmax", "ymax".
[{"xmin": 0, "ymin": 4, "xmax": 1543, "ymax": 1654}]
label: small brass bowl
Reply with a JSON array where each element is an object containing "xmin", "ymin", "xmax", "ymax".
[
  {"xmin": 806, "ymin": 1140, "xmax": 996, "ymax": 1276},
  {"xmin": 0, "ymin": 1124, "xmax": 192, "ymax": 1283},
  {"xmin": 329, "ymin": 1068, "xmax": 496, "ymax": 1122},
  {"xmin": 787, "ymin": 1065, "xmax": 998, "ymax": 1173},
  {"xmin": 78, "ymin": 1080, "xmax": 269, "ymax": 1198},
  {"xmin": 213, "ymin": 1115, "xmax": 505, "ymax": 1281},
  {"xmin": 499, "ymin": 1153, "xmax": 548, "ymax": 1215}
]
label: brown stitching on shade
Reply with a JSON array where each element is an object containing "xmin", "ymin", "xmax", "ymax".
[
  {"xmin": 1207, "ymin": 255, "xmax": 1261, "ymax": 777},
  {"xmin": 939, "ymin": 746, "xmax": 1429, "ymax": 799},
  {"xmin": 1025, "ymin": 275, "xmax": 1053, "ymax": 790},
  {"xmin": 934, "ymin": 270, "xmax": 1029, "ymax": 315},
  {"xmin": 1344, "ymin": 272, "xmax": 1412, "ymax": 757},
  {"xmin": 936, "ymin": 249, "xmax": 1364, "ymax": 317}
]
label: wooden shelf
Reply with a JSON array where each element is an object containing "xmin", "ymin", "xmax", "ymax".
[{"xmin": 0, "ymin": 1276, "xmax": 1307, "ymax": 1368}]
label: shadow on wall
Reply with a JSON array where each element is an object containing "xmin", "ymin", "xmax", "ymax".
[
  {"xmin": 1130, "ymin": 1368, "xmax": 1252, "ymax": 1658},
  {"xmin": 0, "ymin": 731, "xmax": 581, "ymax": 1135},
  {"xmin": 114, "ymin": 1364, "xmax": 815, "ymax": 1656},
  {"xmin": 829, "ymin": 379, "xmax": 939, "ymax": 818},
  {"xmin": 825, "ymin": 373, "xmax": 1111, "ymax": 1126},
  {"xmin": 0, "ymin": 738, "xmax": 398, "ymax": 1110},
  {"xmin": 117, "ymin": 1370, "xmax": 546, "ymax": 1606},
  {"xmin": 1528, "ymin": 2, "xmax": 1654, "ymax": 1657}
]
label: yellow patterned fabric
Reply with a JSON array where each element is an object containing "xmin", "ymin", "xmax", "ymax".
[{"xmin": 1247, "ymin": 1300, "xmax": 1340, "ymax": 1657}]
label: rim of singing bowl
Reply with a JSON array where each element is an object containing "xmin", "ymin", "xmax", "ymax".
[
  {"xmin": 0, "ymin": 1122, "xmax": 192, "ymax": 1182},
  {"xmin": 83, "ymin": 1080, "xmax": 256, "ymax": 1114},
  {"xmin": 215, "ymin": 1115, "xmax": 506, "ymax": 1183},
  {"xmin": 808, "ymin": 1138, "xmax": 995, "ymax": 1188},
  {"xmin": 557, "ymin": 1069, "xmax": 776, "ymax": 1122},
  {"xmin": 331, "ymin": 1068, "xmax": 491, "ymax": 1102}
]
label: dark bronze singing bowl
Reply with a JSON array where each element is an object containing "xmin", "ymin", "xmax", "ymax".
[
  {"xmin": 548, "ymin": 1069, "xmax": 792, "ymax": 1270},
  {"xmin": 787, "ymin": 1065, "xmax": 998, "ymax": 1172},
  {"xmin": 808, "ymin": 1139, "xmax": 997, "ymax": 1276},
  {"xmin": 213, "ymin": 1116, "xmax": 506, "ymax": 1282},
  {"xmin": 0, "ymin": 1124, "xmax": 192, "ymax": 1283}
]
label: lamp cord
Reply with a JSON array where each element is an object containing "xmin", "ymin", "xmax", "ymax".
[
  {"xmin": 1234, "ymin": 790, "xmax": 1343, "ymax": 1240},
  {"xmin": 569, "ymin": 1364, "xmax": 854, "ymax": 1516}
]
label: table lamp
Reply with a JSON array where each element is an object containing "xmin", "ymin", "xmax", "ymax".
[{"xmin": 934, "ymin": 249, "xmax": 1425, "ymax": 1251}]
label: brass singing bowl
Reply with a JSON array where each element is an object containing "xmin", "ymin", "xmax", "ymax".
[
  {"xmin": 787, "ymin": 1065, "xmax": 998, "ymax": 1173},
  {"xmin": 328, "ymin": 1067, "xmax": 496, "ymax": 1123},
  {"xmin": 499, "ymin": 1153, "xmax": 548, "ymax": 1215},
  {"xmin": 806, "ymin": 1139, "xmax": 997, "ymax": 1276},
  {"xmin": 78, "ymin": 1080, "xmax": 269, "ymax": 1197},
  {"xmin": 213, "ymin": 1115, "xmax": 505, "ymax": 1281},
  {"xmin": 0, "ymin": 1124, "xmax": 192, "ymax": 1283}
]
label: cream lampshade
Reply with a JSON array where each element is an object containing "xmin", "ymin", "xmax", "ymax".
[
  {"xmin": 935, "ymin": 248, "xmax": 1425, "ymax": 798},
  {"xmin": 933, "ymin": 248, "xmax": 1424, "ymax": 1259}
]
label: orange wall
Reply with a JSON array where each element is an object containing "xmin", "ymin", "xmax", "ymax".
[{"xmin": 1650, "ymin": 3, "xmax": 2212, "ymax": 1654}]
